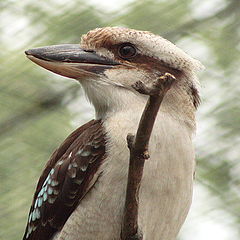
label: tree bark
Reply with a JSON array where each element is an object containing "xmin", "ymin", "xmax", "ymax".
[{"xmin": 121, "ymin": 73, "xmax": 176, "ymax": 240}]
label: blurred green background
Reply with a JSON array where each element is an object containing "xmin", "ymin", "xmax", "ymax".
[{"xmin": 0, "ymin": 0, "xmax": 240, "ymax": 239}]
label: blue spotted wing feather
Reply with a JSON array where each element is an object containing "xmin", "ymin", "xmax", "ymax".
[{"xmin": 23, "ymin": 120, "xmax": 106, "ymax": 240}]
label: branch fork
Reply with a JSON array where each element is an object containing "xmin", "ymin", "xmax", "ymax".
[
  {"xmin": 132, "ymin": 73, "xmax": 176, "ymax": 96},
  {"xmin": 121, "ymin": 73, "xmax": 176, "ymax": 240}
]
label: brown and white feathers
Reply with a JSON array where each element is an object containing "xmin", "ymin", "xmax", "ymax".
[
  {"xmin": 23, "ymin": 120, "xmax": 106, "ymax": 240},
  {"xmin": 23, "ymin": 27, "xmax": 203, "ymax": 240}
]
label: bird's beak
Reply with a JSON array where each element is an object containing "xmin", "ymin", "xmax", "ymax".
[{"xmin": 25, "ymin": 44, "xmax": 120, "ymax": 79}]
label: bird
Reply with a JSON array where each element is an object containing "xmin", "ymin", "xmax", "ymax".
[{"xmin": 23, "ymin": 27, "xmax": 203, "ymax": 240}]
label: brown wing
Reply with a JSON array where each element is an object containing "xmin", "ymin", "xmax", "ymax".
[{"xmin": 22, "ymin": 119, "xmax": 106, "ymax": 240}]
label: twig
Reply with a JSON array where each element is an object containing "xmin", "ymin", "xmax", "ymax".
[{"xmin": 121, "ymin": 73, "xmax": 176, "ymax": 240}]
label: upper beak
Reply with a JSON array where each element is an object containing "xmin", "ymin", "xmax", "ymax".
[{"xmin": 25, "ymin": 44, "xmax": 120, "ymax": 79}]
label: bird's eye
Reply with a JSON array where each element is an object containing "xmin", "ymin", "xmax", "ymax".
[{"xmin": 118, "ymin": 43, "xmax": 137, "ymax": 59}]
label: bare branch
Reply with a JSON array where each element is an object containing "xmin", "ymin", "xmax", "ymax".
[{"xmin": 121, "ymin": 73, "xmax": 176, "ymax": 240}]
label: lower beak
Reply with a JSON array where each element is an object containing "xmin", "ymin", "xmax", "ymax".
[{"xmin": 25, "ymin": 44, "xmax": 120, "ymax": 79}]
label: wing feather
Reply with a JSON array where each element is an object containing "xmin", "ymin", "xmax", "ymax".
[{"xmin": 23, "ymin": 120, "xmax": 106, "ymax": 240}]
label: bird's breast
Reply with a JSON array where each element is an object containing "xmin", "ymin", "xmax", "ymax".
[
  {"xmin": 103, "ymin": 110, "xmax": 195, "ymax": 240},
  {"xmin": 55, "ymin": 110, "xmax": 195, "ymax": 240}
]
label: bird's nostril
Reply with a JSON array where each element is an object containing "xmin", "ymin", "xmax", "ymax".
[{"xmin": 84, "ymin": 49, "xmax": 95, "ymax": 53}]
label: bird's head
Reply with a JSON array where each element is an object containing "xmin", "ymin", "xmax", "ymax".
[{"xmin": 25, "ymin": 27, "xmax": 203, "ymax": 120}]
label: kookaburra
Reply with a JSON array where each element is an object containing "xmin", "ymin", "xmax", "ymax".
[{"xmin": 23, "ymin": 27, "xmax": 203, "ymax": 240}]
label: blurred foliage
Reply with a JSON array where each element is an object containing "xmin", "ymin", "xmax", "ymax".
[{"xmin": 0, "ymin": 0, "xmax": 240, "ymax": 239}]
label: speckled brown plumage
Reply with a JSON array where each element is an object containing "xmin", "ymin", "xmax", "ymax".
[
  {"xmin": 81, "ymin": 27, "xmax": 151, "ymax": 49},
  {"xmin": 23, "ymin": 120, "xmax": 106, "ymax": 240}
]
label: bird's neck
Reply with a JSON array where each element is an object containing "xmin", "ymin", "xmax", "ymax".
[{"xmin": 80, "ymin": 77, "xmax": 196, "ymax": 131}]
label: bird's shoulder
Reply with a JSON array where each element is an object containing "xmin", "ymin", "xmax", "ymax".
[{"xmin": 23, "ymin": 119, "xmax": 107, "ymax": 240}]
